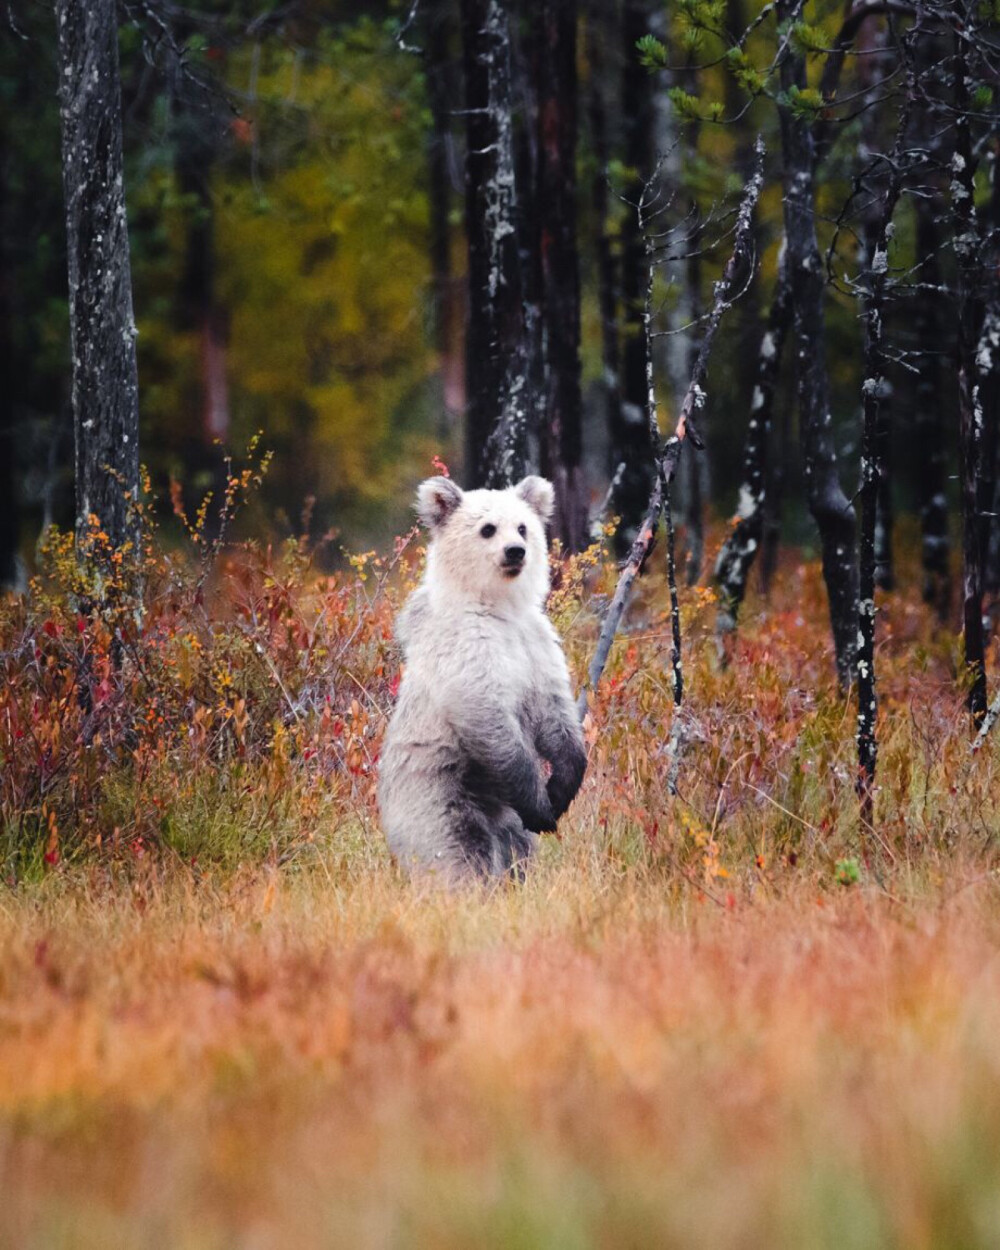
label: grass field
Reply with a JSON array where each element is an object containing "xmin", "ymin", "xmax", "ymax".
[
  {"xmin": 4, "ymin": 531, "xmax": 1000, "ymax": 1247},
  {"xmin": 3, "ymin": 849, "xmax": 1000, "ymax": 1248}
]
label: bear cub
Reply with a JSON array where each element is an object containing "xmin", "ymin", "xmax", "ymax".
[{"xmin": 378, "ymin": 474, "xmax": 587, "ymax": 881}]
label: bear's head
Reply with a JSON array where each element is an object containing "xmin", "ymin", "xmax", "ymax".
[{"xmin": 415, "ymin": 475, "xmax": 555, "ymax": 610}]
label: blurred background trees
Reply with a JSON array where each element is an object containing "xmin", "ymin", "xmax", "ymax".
[{"xmin": 3, "ymin": 0, "xmax": 1000, "ymax": 702}]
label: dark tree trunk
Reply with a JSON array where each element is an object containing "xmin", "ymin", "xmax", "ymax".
[
  {"xmin": 715, "ymin": 244, "xmax": 792, "ymax": 638},
  {"xmin": 856, "ymin": 15, "xmax": 895, "ymax": 592},
  {"xmin": 177, "ymin": 136, "xmax": 230, "ymax": 435},
  {"xmin": 423, "ymin": 0, "xmax": 465, "ymax": 422},
  {"xmin": 55, "ymin": 0, "xmax": 140, "ymax": 563},
  {"xmin": 585, "ymin": 0, "xmax": 621, "ymax": 507},
  {"xmin": 952, "ymin": 29, "xmax": 988, "ymax": 724},
  {"xmin": 979, "ymin": 164, "xmax": 1000, "ymax": 616},
  {"xmin": 535, "ymin": 0, "xmax": 586, "ymax": 550},
  {"xmin": 0, "ymin": 115, "xmax": 17, "ymax": 589},
  {"xmin": 511, "ymin": 3, "xmax": 546, "ymax": 478},
  {"xmin": 611, "ymin": 0, "xmax": 657, "ymax": 548},
  {"xmin": 857, "ymin": 169, "xmax": 902, "ymax": 828},
  {"xmin": 914, "ymin": 197, "xmax": 951, "ymax": 618},
  {"xmin": 760, "ymin": 392, "xmax": 788, "ymax": 598},
  {"xmin": 175, "ymin": 124, "xmax": 229, "ymax": 504},
  {"xmin": 682, "ymin": 244, "xmax": 706, "ymax": 586},
  {"xmin": 461, "ymin": 0, "xmax": 530, "ymax": 486},
  {"xmin": 776, "ymin": 0, "xmax": 858, "ymax": 687},
  {"xmin": 679, "ymin": 46, "xmax": 705, "ymax": 588},
  {"xmin": 872, "ymin": 349, "xmax": 894, "ymax": 590}
]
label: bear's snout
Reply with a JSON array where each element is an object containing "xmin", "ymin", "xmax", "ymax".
[{"xmin": 502, "ymin": 544, "xmax": 526, "ymax": 574}]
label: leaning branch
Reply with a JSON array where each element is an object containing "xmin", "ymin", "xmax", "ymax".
[
  {"xmin": 580, "ymin": 136, "xmax": 765, "ymax": 719},
  {"xmin": 971, "ymin": 687, "xmax": 1000, "ymax": 753}
]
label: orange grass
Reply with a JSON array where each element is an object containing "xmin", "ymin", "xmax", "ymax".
[
  {"xmin": 3, "ymin": 860, "xmax": 1000, "ymax": 1248},
  {"xmin": 4, "ymin": 512, "xmax": 1000, "ymax": 1246}
]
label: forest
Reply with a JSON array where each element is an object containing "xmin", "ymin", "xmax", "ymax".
[{"xmin": 4, "ymin": 0, "xmax": 1000, "ymax": 1245}]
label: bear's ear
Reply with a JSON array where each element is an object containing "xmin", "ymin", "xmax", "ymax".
[
  {"xmin": 514, "ymin": 476, "xmax": 555, "ymax": 524},
  {"xmin": 416, "ymin": 476, "xmax": 464, "ymax": 531}
]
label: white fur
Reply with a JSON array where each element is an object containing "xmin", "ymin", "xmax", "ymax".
[{"xmin": 379, "ymin": 475, "xmax": 584, "ymax": 881}]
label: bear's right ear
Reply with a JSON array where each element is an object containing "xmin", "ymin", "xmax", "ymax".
[{"xmin": 416, "ymin": 476, "xmax": 464, "ymax": 531}]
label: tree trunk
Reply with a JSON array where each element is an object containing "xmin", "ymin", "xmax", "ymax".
[
  {"xmin": 423, "ymin": 0, "xmax": 465, "ymax": 423},
  {"xmin": 856, "ymin": 14, "xmax": 895, "ymax": 592},
  {"xmin": 585, "ymin": 0, "xmax": 621, "ymax": 515},
  {"xmin": 535, "ymin": 0, "xmax": 586, "ymax": 550},
  {"xmin": 776, "ymin": 0, "xmax": 858, "ymax": 687},
  {"xmin": 175, "ymin": 117, "xmax": 229, "ymax": 528},
  {"xmin": 677, "ymin": 44, "xmax": 705, "ymax": 587},
  {"xmin": 55, "ymin": 0, "xmax": 140, "ymax": 564},
  {"xmin": 857, "ymin": 168, "xmax": 902, "ymax": 828},
  {"xmin": 715, "ymin": 243, "xmax": 792, "ymax": 638},
  {"xmin": 760, "ymin": 392, "xmax": 788, "ymax": 598},
  {"xmin": 461, "ymin": 0, "xmax": 530, "ymax": 486},
  {"xmin": 682, "ymin": 239, "xmax": 705, "ymax": 585},
  {"xmin": 0, "ymin": 114, "xmax": 17, "ymax": 589},
  {"xmin": 511, "ymin": 2, "xmax": 546, "ymax": 481},
  {"xmin": 979, "ymin": 170, "xmax": 1000, "ymax": 619},
  {"xmin": 952, "ymin": 28, "xmax": 988, "ymax": 724},
  {"xmin": 913, "ymin": 197, "xmax": 951, "ymax": 618},
  {"xmin": 611, "ymin": 0, "xmax": 657, "ymax": 548}
]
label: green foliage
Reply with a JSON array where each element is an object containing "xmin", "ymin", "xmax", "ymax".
[
  {"xmin": 676, "ymin": 0, "xmax": 727, "ymax": 29},
  {"xmin": 777, "ymin": 84, "xmax": 826, "ymax": 119},
  {"xmin": 726, "ymin": 46, "xmax": 767, "ymax": 96},
  {"xmin": 635, "ymin": 33, "xmax": 668, "ymax": 70},
  {"xmin": 668, "ymin": 87, "xmax": 705, "ymax": 122},
  {"xmin": 789, "ymin": 20, "xmax": 833, "ymax": 55}
]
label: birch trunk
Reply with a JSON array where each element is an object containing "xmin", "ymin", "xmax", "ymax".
[
  {"xmin": 536, "ymin": 0, "xmax": 587, "ymax": 550},
  {"xmin": 776, "ymin": 0, "xmax": 858, "ymax": 687},
  {"xmin": 0, "ymin": 116, "xmax": 17, "ymax": 588},
  {"xmin": 55, "ymin": 0, "xmax": 140, "ymax": 563},
  {"xmin": 423, "ymin": 0, "xmax": 464, "ymax": 422},
  {"xmin": 585, "ymin": 0, "xmax": 621, "ymax": 511},
  {"xmin": 913, "ymin": 198, "xmax": 951, "ymax": 618},
  {"xmin": 952, "ymin": 29, "xmax": 987, "ymax": 724},
  {"xmin": 857, "ymin": 180, "xmax": 902, "ymax": 826},
  {"xmin": 611, "ymin": 0, "xmax": 657, "ymax": 548},
  {"xmin": 714, "ymin": 244, "xmax": 792, "ymax": 638},
  {"xmin": 461, "ymin": 0, "xmax": 529, "ymax": 486}
]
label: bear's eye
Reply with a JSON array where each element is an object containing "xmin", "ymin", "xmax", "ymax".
[
  {"xmin": 480, "ymin": 523, "xmax": 497, "ymax": 539},
  {"xmin": 517, "ymin": 524, "xmax": 527, "ymax": 539}
]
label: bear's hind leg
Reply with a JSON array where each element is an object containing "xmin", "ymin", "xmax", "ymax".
[
  {"xmin": 493, "ymin": 806, "xmax": 538, "ymax": 881},
  {"xmin": 447, "ymin": 799, "xmax": 537, "ymax": 880}
]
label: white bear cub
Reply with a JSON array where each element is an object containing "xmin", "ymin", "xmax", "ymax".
[{"xmin": 378, "ymin": 475, "xmax": 587, "ymax": 881}]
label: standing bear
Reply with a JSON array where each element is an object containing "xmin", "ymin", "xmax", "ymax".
[{"xmin": 378, "ymin": 474, "xmax": 587, "ymax": 881}]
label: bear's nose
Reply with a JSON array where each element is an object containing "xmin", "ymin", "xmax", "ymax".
[{"xmin": 504, "ymin": 544, "xmax": 526, "ymax": 564}]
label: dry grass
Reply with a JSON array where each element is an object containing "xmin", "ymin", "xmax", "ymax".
[
  {"xmin": 4, "ymin": 836, "xmax": 1000, "ymax": 1247},
  {"xmin": 4, "ymin": 524, "xmax": 1000, "ymax": 1246}
]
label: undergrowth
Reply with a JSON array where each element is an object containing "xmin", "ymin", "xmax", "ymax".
[{"xmin": 2, "ymin": 456, "xmax": 1000, "ymax": 896}]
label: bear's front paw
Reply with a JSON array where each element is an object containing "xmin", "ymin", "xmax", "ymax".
[
  {"xmin": 546, "ymin": 741, "xmax": 587, "ymax": 820},
  {"xmin": 523, "ymin": 792, "xmax": 558, "ymax": 835}
]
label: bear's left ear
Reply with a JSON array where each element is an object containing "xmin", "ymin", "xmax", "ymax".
[
  {"xmin": 416, "ymin": 475, "xmax": 464, "ymax": 531},
  {"xmin": 515, "ymin": 476, "xmax": 555, "ymax": 524}
]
